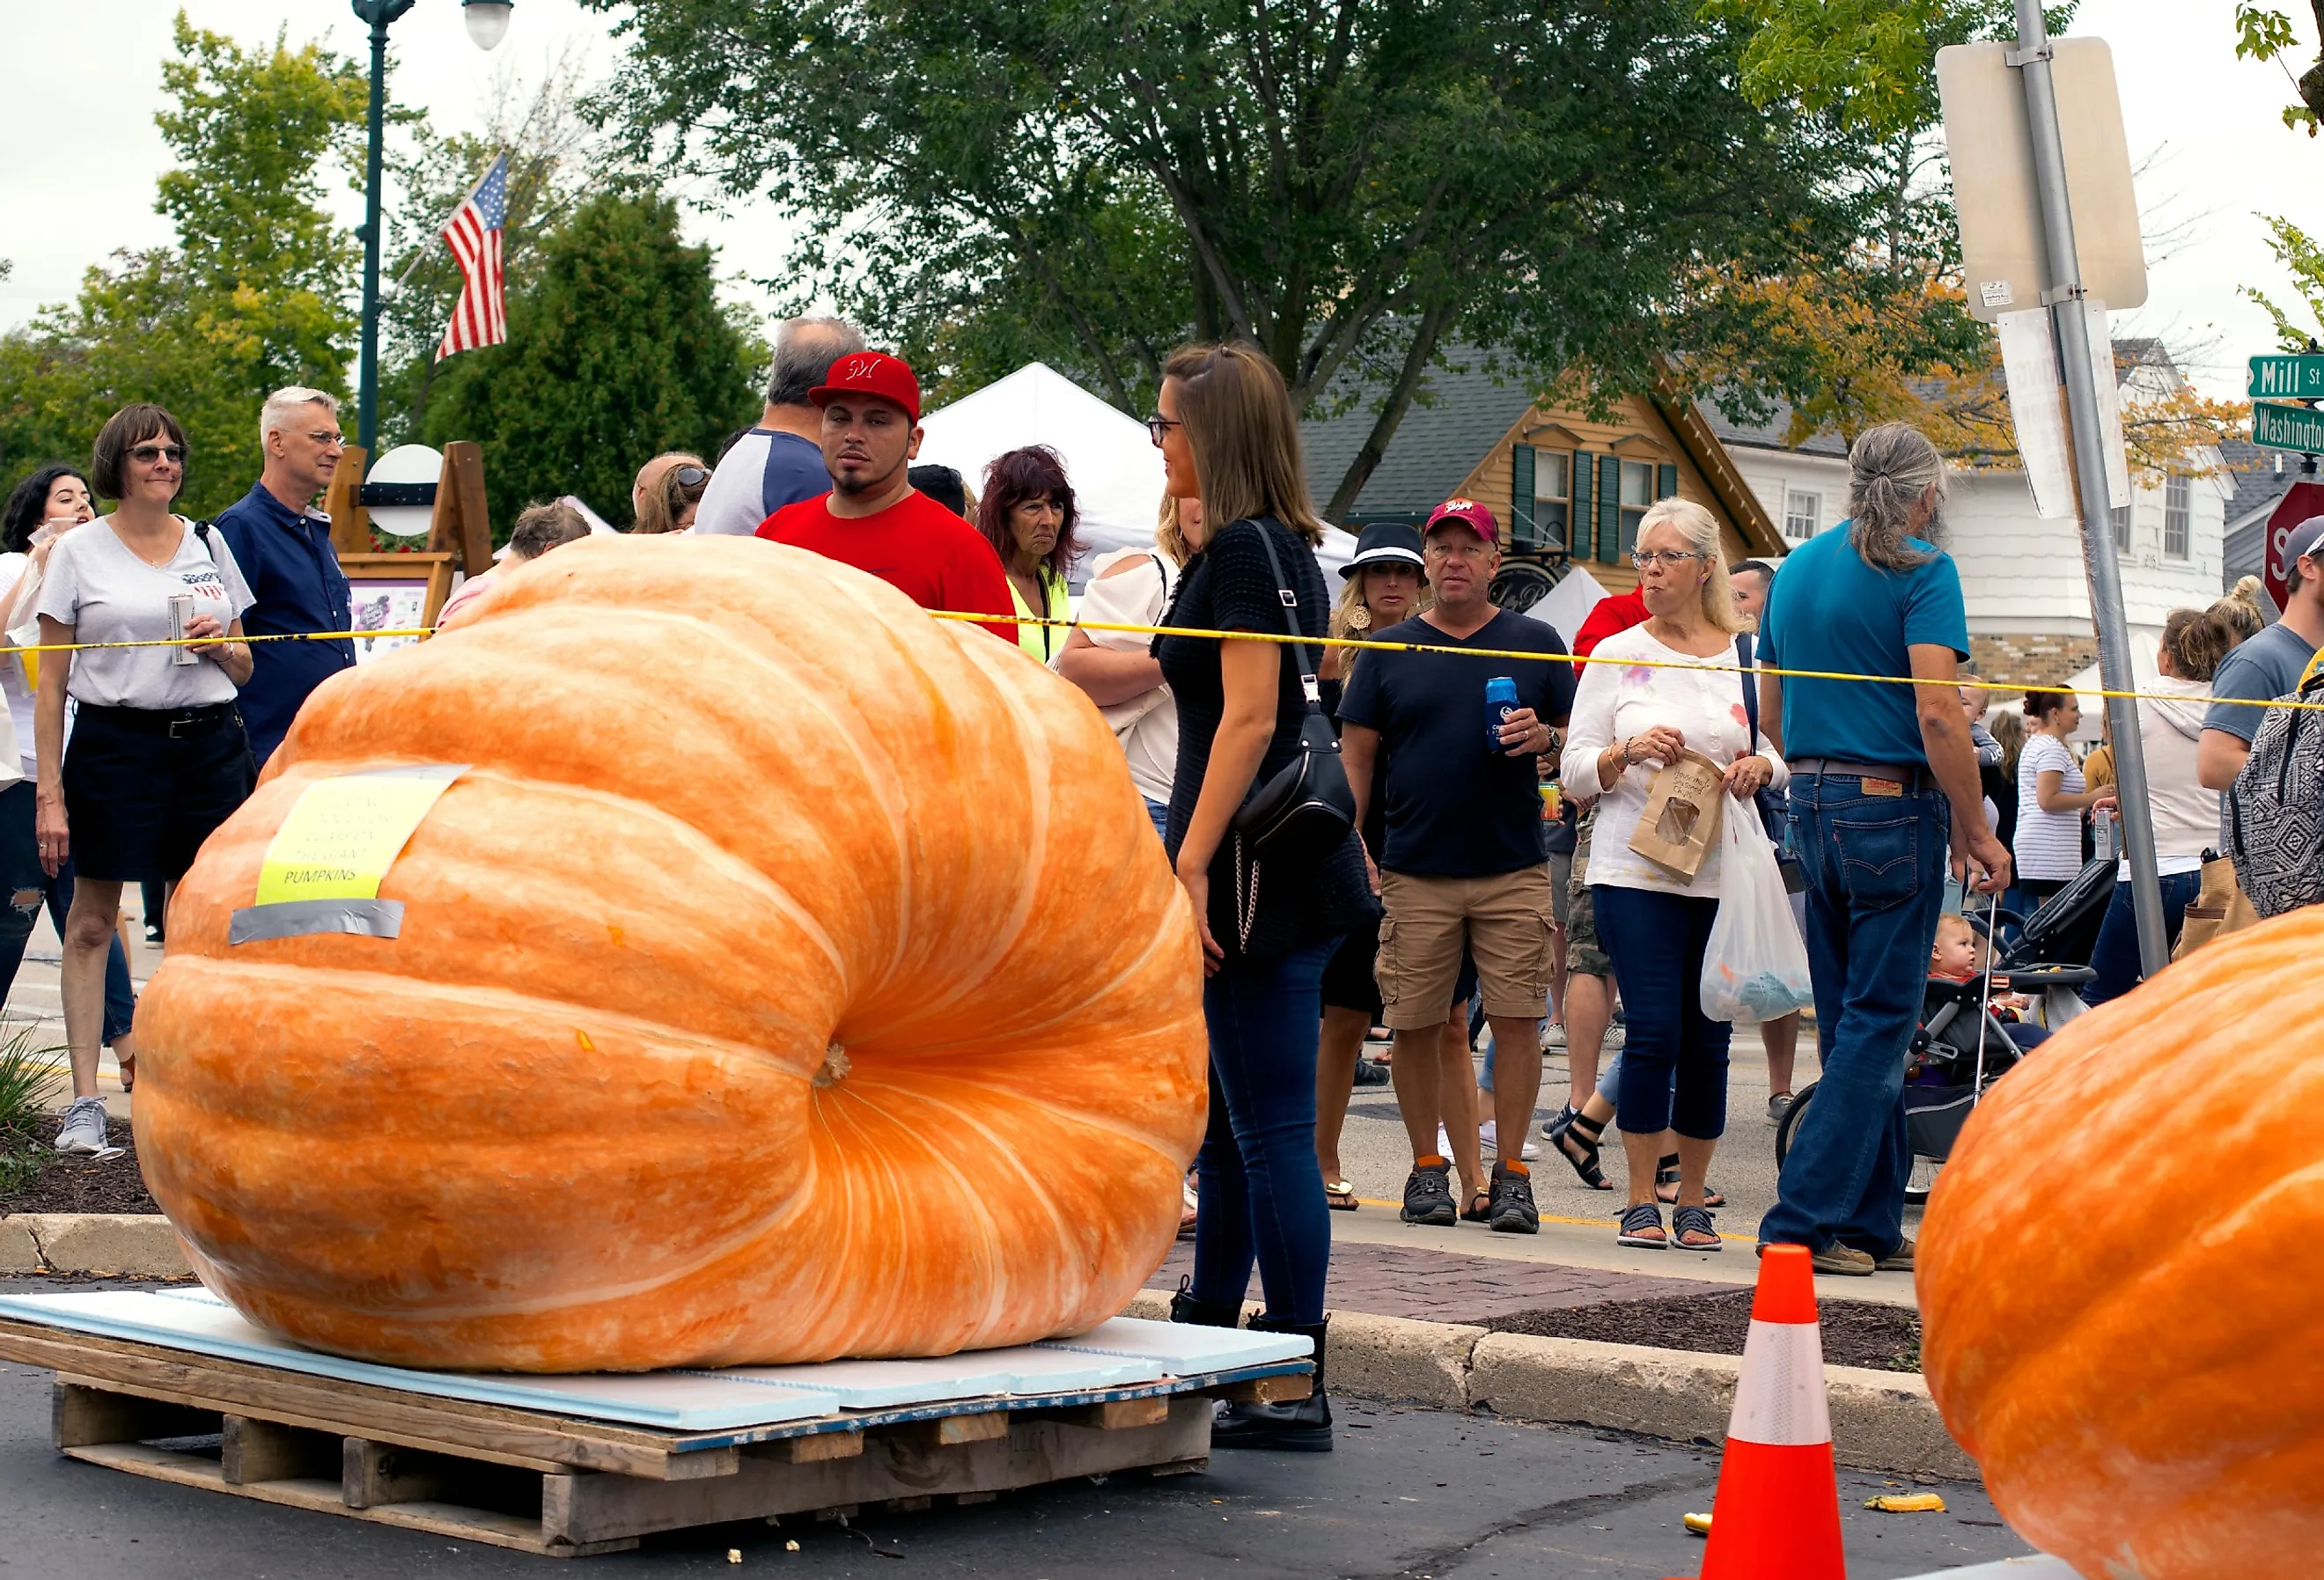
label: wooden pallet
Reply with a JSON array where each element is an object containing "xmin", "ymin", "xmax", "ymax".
[{"xmin": 0, "ymin": 1319, "xmax": 1308, "ymax": 1557}]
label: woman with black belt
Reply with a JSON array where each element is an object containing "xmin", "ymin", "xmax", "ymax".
[
  {"xmin": 35, "ymin": 405, "xmax": 255, "ymax": 1157},
  {"xmin": 1151, "ymin": 342, "xmax": 1374, "ymax": 1453}
]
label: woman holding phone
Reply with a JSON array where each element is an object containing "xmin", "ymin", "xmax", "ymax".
[{"xmin": 35, "ymin": 406, "xmax": 255, "ymax": 1157}]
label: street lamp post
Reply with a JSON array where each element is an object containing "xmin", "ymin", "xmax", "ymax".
[{"xmin": 350, "ymin": 0, "xmax": 513, "ymax": 454}]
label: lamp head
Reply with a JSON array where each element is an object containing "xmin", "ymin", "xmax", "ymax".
[{"xmin": 462, "ymin": 0, "xmax": 512, "ymax": 51}]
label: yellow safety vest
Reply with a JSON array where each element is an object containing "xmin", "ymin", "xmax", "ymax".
[{"xmin": 1011, "ymin": 566, "xmax": 1071, "ymax": 663}]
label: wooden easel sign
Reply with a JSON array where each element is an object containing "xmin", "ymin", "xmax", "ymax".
[{"xmin": 324, "ymin": 441, "xmax": 495, "ymax": 663}]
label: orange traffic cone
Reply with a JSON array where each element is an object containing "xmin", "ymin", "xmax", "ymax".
[{"xmin": 1684, "ymin": 1243, "xmax": 1847, "ymax": 1580}]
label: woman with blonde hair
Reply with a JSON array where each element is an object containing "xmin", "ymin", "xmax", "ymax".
[
  {"xmin": 1559, "ymin": 496, "xmax": 1784, "ymax": 1251},
  {"xmin": 1151, "ymin": 342, "xmax": 1372, "ymax": 1453},
  {"xmin": 630, "ymin": 452, "xmax": 709, "ymax": 533}
]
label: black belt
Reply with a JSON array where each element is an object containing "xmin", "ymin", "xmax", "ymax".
[
  {"xmin": 79, "ymin": 702, "xmax": 239, "ymax": 739},
  {"xmin": 1791, "ymin": 756, "xmax": 1931, "ymax": 790}
]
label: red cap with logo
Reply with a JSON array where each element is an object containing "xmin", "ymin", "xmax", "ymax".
[
  {"xmin": 1424, "ymin": 497, "xmax": 1499, "ymax": 545},
  {"xmin": 811, "ymin": 351, "xmax": 923, "ymax": 423}
]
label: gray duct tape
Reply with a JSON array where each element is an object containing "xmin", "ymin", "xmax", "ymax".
[{"xmin": 230, "ymin": 899, "xmax": 407, "ymax": 945}]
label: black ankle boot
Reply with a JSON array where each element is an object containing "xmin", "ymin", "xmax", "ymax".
[
  {"xmin": 1210, "ymin": 1313, "xmax": 1332, "ymax": 1452},
  {"xmin": 1167, "ymin": 1276, "xmax": 1242, "ymax": 1328}
]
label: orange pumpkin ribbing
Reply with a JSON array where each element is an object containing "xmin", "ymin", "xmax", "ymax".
[
  {"xmin": 1918, "ymin": 905, "xmax": 2324, "ymax": 1580},
  {"xmin": 135, "ymin": 534, "xmax": 1208, "ymax": 1372}
]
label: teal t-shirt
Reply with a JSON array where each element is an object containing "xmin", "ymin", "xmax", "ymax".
[{"xmin": 1759, "ymin": 524, "xmax": 1969, "ymax": 767}]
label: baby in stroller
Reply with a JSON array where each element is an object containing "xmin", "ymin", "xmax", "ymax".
[{"xmin": 1916, "ymin": 915, "xmax": 2049, "ymax": 1086}]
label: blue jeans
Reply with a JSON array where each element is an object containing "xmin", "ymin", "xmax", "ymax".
[
  {"xmin": 1592, "ymin": 886, "xmax": 1731, "ymax": 1140},
  {"xmin": 1761, "ymin": 774, "xmax": 1948, "ymax": 1257},
  {"xmin": 1144, "ymin": 798, "xmax": 1170, "ymax": 841},
  {"xmin": 1191, "ymin": 938, "xmax": 1336, "ymax": 1326},
  {"xmin": 2082, "ymin": 871, "xmax": 2199, "ymax": 1006},
  {"xmin": 0, "ymin": 781, "xmax": 136, "ymax": 1044}
]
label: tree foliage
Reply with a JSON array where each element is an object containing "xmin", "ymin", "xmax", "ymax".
[
  {"xmin": 586, "ymin": 0, "xmax": 1931, "ymax": 517},
  {"xmin": 0, "ymin": 16, "xmax": 366, "ymax": 516},
  {"xmin": 2235, "ymin": 2, "xmax": 2324, "ymax": 134},
  {"xmin": 421, "ymin": 191, "xmax": 762, "ymax": 531}
]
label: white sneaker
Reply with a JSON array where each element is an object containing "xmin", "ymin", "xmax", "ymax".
[
  {"xmin": 53, "ymin": 1096, "xmax": 119, "ymax": 1157},
  {"xmin": 1436, "ymin": 1125, "xmax": 1452, "ymax": 1157},
  {"xmin": 1540, "ymin": 1022, "xmax": 1568, "ymax": 1051},
  {"xmin": 1480, "ymin": 1121, "xmax": 1541, "ymax": 1161}
]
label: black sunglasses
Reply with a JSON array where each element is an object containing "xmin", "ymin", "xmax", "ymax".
[{"xmin": 671, "ymin": 466, "xmax": 710, "ymax": 489}]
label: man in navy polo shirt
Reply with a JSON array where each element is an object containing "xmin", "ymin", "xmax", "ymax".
[{"xmin": 212, "ymin": 387, "xmax": 357, "ymax": 768}]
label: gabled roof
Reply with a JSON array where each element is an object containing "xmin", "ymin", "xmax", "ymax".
[
  {"xmin": 1300, "ymin": 345, "xmax": 1537, "ymax": 519},
  {"xmin": 2220, "ymin": 437, "xmax": 2306, "ymax": 527},
  {"xmin": 1695, "ymin": 393, "xmax": 1850, "ymax": 459}
]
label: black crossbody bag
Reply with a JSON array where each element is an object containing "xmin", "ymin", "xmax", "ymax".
[
  {"xmin": 1736, "ymin": 631, "xmax": 1806, "ymax": 893},
  {"xmin": 1229, "ymin": 523, "xmax": 1356, "ymax": 865}
]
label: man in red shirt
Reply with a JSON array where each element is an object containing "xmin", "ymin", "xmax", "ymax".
[{"xmin": 756, "ymin": 351, "xmax": 1016, "ymax": 643}]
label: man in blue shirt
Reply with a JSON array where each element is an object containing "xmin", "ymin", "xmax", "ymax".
[
  {"xmin": 1753, "ymin": 425, "xmax": 2009, "ymax": 1277},
  {"xmin": 695, "ymin": 316, "xmax": 864, "ymax": 536},
  {"xmin": 212, "ymin": 387, "xmax": 357, "ymax": 768}
]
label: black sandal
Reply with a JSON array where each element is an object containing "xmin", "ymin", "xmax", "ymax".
[
  {"xmin": 1543, "ymin": 1105, "xmax": 1613, "ymax": 1190},
  {"xmin": 1655, "ymin": 1155, "xmax": 1725, "ymax": 1209},
  {"xmin": 1460, "ymin": 1186, "xmax": 1493, "ymax": 1224},
  {"xmin": 1671, "ymin": 1204, "xmax": 1721, "ymax": 1251},
  {"xmin": 1616, "ymin": 1202, "xmax": 1667, "ymax": 1248}
]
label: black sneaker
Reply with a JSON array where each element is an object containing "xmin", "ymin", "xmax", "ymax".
[
  {"xmin": 1400, "ymin": 1160, "xmax": 1457, "ymax": 1226},
  {"xmin": 1486, "ymin": 1163, "xmax": 1539, "ymax": 1234}
]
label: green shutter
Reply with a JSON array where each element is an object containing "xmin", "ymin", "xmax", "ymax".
[
  {"xmin": 1658, "ymin": 463, "xmax": 1678, "ymax": 501},
  {"xmin": 1570, "ymin": 452, "xmax": 1592, "ymax": 558},
  {"xmin": 1598, "ymin": 454, "xmax": 1622, "ymax": 563},
  {"xmin": 1511, "ymin": 445, "xmax": 1537, "ymax": 546}
]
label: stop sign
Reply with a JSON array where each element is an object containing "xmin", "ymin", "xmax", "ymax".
[{"xmin": 2264, "ymin": 481, "xmax": 2324, "ymax": 614}]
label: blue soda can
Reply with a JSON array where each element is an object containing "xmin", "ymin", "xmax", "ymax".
[{"xmin": 1485, "ymin": 676, "xmax": 1519, "ymax": 753}]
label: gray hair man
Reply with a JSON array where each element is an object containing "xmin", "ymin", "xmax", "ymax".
[
  {"xmin": 693, "ymin": 316, "xmax": 867, "ymax": 536},
  {"xmin": 210, "ymin": 386, "xmax": 356, "ymax": 767}
]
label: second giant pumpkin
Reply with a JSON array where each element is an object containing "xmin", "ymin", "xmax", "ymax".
[{"xmin": 133, "ymin": 534, "xmax": 1207, "ymax": 1372}]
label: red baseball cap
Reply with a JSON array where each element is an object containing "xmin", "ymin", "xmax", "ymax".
[
  {"xmin": 1424, "ymin": 497, "xmax": 1499, "ymax": 545},
  {"xmin": 811, "ymin": 351, "xmax": 922, "ymax": 423}
]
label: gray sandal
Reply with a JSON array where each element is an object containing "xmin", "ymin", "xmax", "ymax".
[
  {"xmin": 1671, "ymin": 1204, "xmax": 1720, "ymax": 1251},
  {"xmin": 1616, "ymin": 1202, "xmax": 1666, "ymax": 1248}
]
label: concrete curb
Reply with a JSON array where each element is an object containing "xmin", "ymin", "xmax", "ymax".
[
  {"xmin": 1125, "ymin": 1287, "xmax": 1973, "ymax": 1479},
  {"xmin": 0, "ymin": 1213, "xmax": 192, "ymax": 1278}
]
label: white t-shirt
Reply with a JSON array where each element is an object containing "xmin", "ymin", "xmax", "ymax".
[
  {"xmin": 2012, "ymin": 731, "xmax": 2086, "ymax": 882},
  {"xmin": 0, "ymin": 551, "xmax": 39, "ymax": 782},
  {"xmin": 1557, "ymin": 624, "xmax": 1789, "ymax": 899},
  {"xmin": 1062, "ymin": 547, "xmax": 1178, "ymax": 805},
  {"xmin": 36, "ymin": 517, "xmax": 254, "ymax": 710}
]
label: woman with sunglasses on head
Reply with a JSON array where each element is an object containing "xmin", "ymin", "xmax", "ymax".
[
  {"xmin": 0, "ymin": 467, "xmax": 145, "ymax": 1097},
  {"xmin": 34, "ymin": 406, "xmax": 255, "ymax": 1157},
  {"xmin": 1150, "ymin": 343, "xmax": 1374, "ymax": 1453},
  {"xmin": 1559, "ymin": 498, "xmax": 1785, "ymax": 1253},
  {"xmin": 630, "ymin": 452, "xmax": 710, "ymax": 534}
]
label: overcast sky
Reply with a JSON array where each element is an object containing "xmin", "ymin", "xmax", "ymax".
[{"xmin": 1, "ymin": 0, "xmax": 2316, "ymax": 400}]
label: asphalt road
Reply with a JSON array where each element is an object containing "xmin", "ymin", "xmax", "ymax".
[{"xmin": 0, "ymin": 1349, "xmax": 2030, "ymax": 1579}]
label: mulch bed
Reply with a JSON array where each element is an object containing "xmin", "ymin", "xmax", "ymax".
[
  {"xmin": 1474, "ymin": 1290, "xmax": 1923, "ymax": 1373},
  {"xmin": 0, "ymin": 1117, "xmax": 161, "ymax": 1217}
]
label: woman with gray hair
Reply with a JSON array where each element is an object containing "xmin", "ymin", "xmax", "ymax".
[
  {"xmin": 1754, "ymin": 422, "xmax": 2009, "ymax": 1276},
  {"xmin": 1560, "ymin": 497, "xmax": 1785, "ymax": 1252}
]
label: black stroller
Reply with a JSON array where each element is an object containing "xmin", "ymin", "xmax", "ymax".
[{"xmin": 1773, "ymin": 855, "xmax": 2115, "ymax": 1202}]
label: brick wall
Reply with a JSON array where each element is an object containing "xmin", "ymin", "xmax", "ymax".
[{"xmin": 1970, "ymin": 633, "xmax": 2098, "ymax": 689}]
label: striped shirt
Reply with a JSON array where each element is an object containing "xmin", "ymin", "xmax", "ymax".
[{"xmin": 2012, "ymin": 732, "xmax": 2085, "ymax": 881}]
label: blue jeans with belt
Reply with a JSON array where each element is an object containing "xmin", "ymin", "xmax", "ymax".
[
  {"xmin": 0, "ymin": 781, "xmax": 136, "ymax": 1043},
  {"xmin": 1191, "ymin": 938, "xmax": 1337, "ymax": 1326},
  {"xmin": 1761, "ymin": 772, "xmax": 1948, "ymax": 1258}
]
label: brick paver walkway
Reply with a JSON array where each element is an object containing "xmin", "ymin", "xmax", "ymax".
[{"xmin": 1144, "ymin": 1239, "xmax": 1713, "ymax": 1326}]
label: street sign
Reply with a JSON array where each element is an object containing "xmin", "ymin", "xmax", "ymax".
[
  {"xmin": 2247, "ymin": 355, "xmax": 2324, "ymax": 400},
  {"xmin": 1936, "ymin": 40, "xmax": 2147, "ymax": 324},
  {"xmin": 2252, "ymin": 401, "xmax": 2324, "ymax": 455}
]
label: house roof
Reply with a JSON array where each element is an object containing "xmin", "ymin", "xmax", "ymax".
[
  {"xmin": 1300, "ymin": 345, "xmax": 1538, "ymax": 520},
  {"xmin": 2219, "ymin": 437, "xmax": 2306, "ymax": 527},
  {"xmin": 1695, "ymin": 393, "xmax": 1850, "ymax": 459}
]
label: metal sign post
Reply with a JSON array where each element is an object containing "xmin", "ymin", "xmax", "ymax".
[{"xmin": 2006, "ymin": 0, "xmax": 2168, "ymax": 976}]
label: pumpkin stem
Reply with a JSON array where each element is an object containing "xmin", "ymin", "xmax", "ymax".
[{"xmin": 813, "ymin": 1040, "xmax": 850, "ymax": 1089}]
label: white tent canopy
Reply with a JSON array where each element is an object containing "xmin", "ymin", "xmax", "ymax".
[{"xmin": 916, "ymin": 362, "xmax": 1357, "ymax": 579}]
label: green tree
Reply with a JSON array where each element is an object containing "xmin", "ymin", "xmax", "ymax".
[
  {"xmin": 2234, "ymin": 2, "xmax": 2324, "ymax": 133},
  {"xmin": 0, "ymin": 15, "xmax": 365, "ymax": 515},
  {"xmin": 587, "ymin": 0, "xmax": 1908, "ymax": 518},
  {"xmin": 422, "ymin": 191, "xmax": 761, "ymax": 531}
]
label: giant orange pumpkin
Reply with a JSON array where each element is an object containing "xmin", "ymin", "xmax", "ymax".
[
  {"xmin": 134, "ymin": 534, "xmax": 1206, "ymax": 1373},
  {"xmin": 1920, "ymin": 907, "xmax": 2324, "ymax": 1579}
]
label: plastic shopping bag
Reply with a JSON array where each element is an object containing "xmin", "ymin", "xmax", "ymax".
[{"xmin": 1701, "ymin": 803, "xmax": 1814, "ymax": 1025}]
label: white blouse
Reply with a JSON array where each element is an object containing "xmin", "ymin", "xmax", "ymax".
[{"xmin": 1558, "ymin": 624, "xmax": 1789, "ymax": 898}]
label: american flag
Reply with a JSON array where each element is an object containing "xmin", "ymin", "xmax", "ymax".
[{"xmin": 435, "ymin": 154, "xmax": 509, "ymax": 359}]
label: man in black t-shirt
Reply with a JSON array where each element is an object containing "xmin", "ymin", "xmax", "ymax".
[{"xmin": 1340, "ymin": 499, "xmax": 1576, "ymax": 1235}]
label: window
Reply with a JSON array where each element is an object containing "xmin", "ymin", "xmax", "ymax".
[
  {"xmin": 1617, "ymin": 459, "xmax": 1654, "ymax": 555},
  {"xmin": 2164, "ymin": 474, "xmax": 2190, "ymax": 559},
  {"xmin": 1533, "ymin": 451, "xmax": 1571, "ymax": 550},
  {"xmin": 1784, "ymin": 489, "xmax": 1820, "ymax": 540}
]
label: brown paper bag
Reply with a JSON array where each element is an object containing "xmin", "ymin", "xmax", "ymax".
[
  {"xmin": 1628, "ymin": 749, "xmax": 1726, "ymax": 879},
  {"xmin": 2172, "ymin": 854, "xmax": 2261, "ymax": 962}
]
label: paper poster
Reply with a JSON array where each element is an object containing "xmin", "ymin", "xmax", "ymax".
[
  {"xmin": 349, "ymin": 579, "xmax": 432, "ymax": 663},
  {"xmin": 231, "ymin": 765, "xmax": 467, "ymax": 944}
]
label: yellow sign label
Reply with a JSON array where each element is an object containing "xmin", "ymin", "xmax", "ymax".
[{"xmin": 253, "ymin": 765, "xmax": 467, "ymax": 907}]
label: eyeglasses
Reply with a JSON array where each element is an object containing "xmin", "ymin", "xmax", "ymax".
[
  {"xmin": 1630, "ymin": 548, "xmax": 1705, "ymax": 570},
  {"xmin": 303, "ymin": 430, "xmax": 344, "ymax": 450},
  {"xmin": 1145, "ymin": 415, "xmax": 1182, "ymax": 446},
  {"xmin": 128, "ymin": 444, "xmax": 185, "ymax": 465}
]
